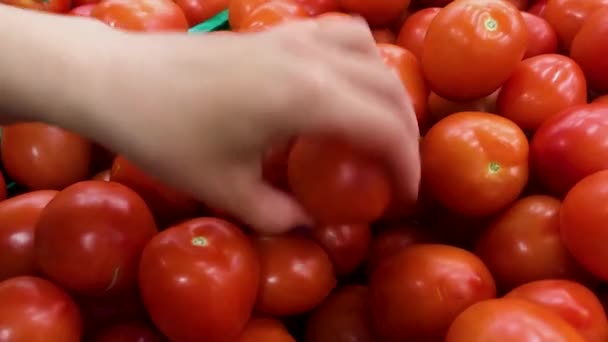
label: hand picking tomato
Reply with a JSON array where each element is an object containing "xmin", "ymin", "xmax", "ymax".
[
  {"xmin": 92, "ymin": 0, "xmax": 190, "ymax": 32},
  {"xmin": 92, "ymin": 321, "xmax": 165, "ymax": 342},
  {"xmin": 311, "ymin": 223, "xmax": 371, "ymax": 275},
  {"xmin": 570, "ymin": 7, "xmax": 608, "ymax": 94},
  {"xmin": 337, "ymin": 0, "xmax": 411, "ymax": 27},
  {"xmin": 0, "ymin": 0, "xmax": 70, "ymax": 12},
  {"xmin": 520, "ymin": 12, "xmax": 558, "ymax": 58},
  {"xmin": 395, "ymin": 7, "xmax": 440, "ymax": 61},
  {"xmin": 235, "ymin": 318, "xmax": 295, "ymax": 342}
]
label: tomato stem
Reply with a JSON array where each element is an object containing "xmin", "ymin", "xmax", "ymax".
[{"xmin": 191, "ymin": 236, "xmax": 208, "ymax": 247}]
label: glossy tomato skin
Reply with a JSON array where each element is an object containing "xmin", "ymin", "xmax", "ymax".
[
  {"xmin": 92, "ymin": 322, "xmax": 165, "ymax": 342},
  {"xmin": 235, "ymin": 318, "xmax": 295, "ymax": 342},
  {"xmin": 427, "ymin": 90, "xmax": 498, "ymax": 124},
  {"xmin": 0, "ymin": 276, "xmax": 82, "ymax": 342},
  {"xmin": 228, "ymin": 0, "xmax": 270, "ymax": 30},
  {"xmin": 371, "ymin": 244, "xmax": 496, "ymax": 341},
  {"xmin": 422, "ymin": 0, "xmax": 527, "ymax": 101},
  {"xmin": 0, "ymin": 0, "xmax": 70, "ymax": 12},
  {"xmin": 530, "ymin": 103, "xmax": 608, "ymax": 195},
  {"xmin": 337, "ymin": 0, "xmax": 411, "ymax": 27},
  {"xmin": 35, "ymin": 180, "xmax": 158, "ymax": 296},
  {"xmin": 446, "ymin": 298, "xmax": 587, "ymax": 342},
  {"xmin": 497, "ymin": 54, "xmax": 587, "ymax": 132},
  {"xmin": 395, "ymin": 7, "xmax": 440, "ymax": 61},
  {"xmin": 69, "ymin": 3, "xmax": 98, "ymax": 16},
  {"xmin": 521, "ymin": 12, "xmax": 558, "ymax": 58},
  {"xmin": 92, "ymin": 0, "xmax": 189, "ymax": 32},
  {"xmin": 506, "ymin": 280, "xmax": 608, "ymax": 342},
  {"xmin": 239, "ymin": 0, "xmax": 308, "ymax": 31},
  {"xmin": 0, "ymin": 190, "xmax": 57, "ymax": 282},
  {"xmin": 287, "ymin": 137, "xmax": 391, "ymax": 224},
  {"xmin": 1, "ymin": 123, "xmax": 92, "ymax": 191},
  {"xmin": 570, "ymin": 8, "xmax": 608, "ymax": 94},
  {"xmin": 139, "ymin": 217, "xmax": 259, "ymax": 342},
  {"xmin": 311, "ymin": 223, "xmax": 371, "ymax": 275},
  {"xmin": 421, "ymin": 112, "xmax": 529, "ymax": 216}
]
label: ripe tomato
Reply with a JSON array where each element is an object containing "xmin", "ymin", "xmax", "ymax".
[
  {"xmin": 174, "ymin": 0, "xmax": 228, "ymax": 26},
  {"xmin": 570, "ymin": 8, "xmax": 608, "ymax": 94},
  {"xmin": 0, "ymin": 276, "xmax": 82, "ymax": 342},
  {"xmin": 305, "ymin": 285, "xmax": 377, "ymax": 342},
  {"xmin": 139, "ymin": 217, "xmax": 259, "ymax": 342},
  {"xmin": 337, "ymin": 0, "xmax": 410, "ymax": 27},
  {"xmin": 395, "ymin": 7, "xmax": 440, "ymax": 61},
  {"xmin": 311, "ymin": 223, "xmax": 371, "ymax": 275},
  {"xmin": 446, "ymin": 298, "xmax": 586, "ymax": 341},
  {"xmin": 1, "ymin": 123, "xmax": 92, "ymax": 191},
  {"xmin": 521, "ymin": 12, "xmax": 558, "ymax": 58},
  {"xmin": 497, "ymin": 54, "xmax": 587, "ymax": 132},
  {"xmin": 543, "ymin": 0, "xmax": 608, "ymax": 52},
  {"xmin": 0, "ymin": 190, "xmax": 57, "ymax": 282},
  {"xmin": 235, "ymin": 318, "xmax": 295, "ymax": 342},
  {"xmin": 528, "ymin": 0, "xmax": 547, "ymax": 16},
  {"xmin": 427, "ymin": 90, "xmax": 498, "ymax": 124},
  {"xmin": 506, "ymin": 280, "xmax": 608, "ymax": 342},
  {"xmin": 35, "ymin": 180, "xmax": 157, "ymax": 296},
  {"xmin": 422, "ymin": 0, "xmax": 527, "ymax": 101},
  {"xmin": 69, "ymin": 4, "xmax": 98, "ymax": 16},
  {"xmin": 92, "ymin": 322, "xmax": 164, "ymax": 342},
  {"xmin": 239, "ymin": 0, "xmax": 308, "ymax": 31},
  {"xmin": 421, "ymin": 112, "xmax": 529, "ymax": 216},
  {"xmin": 287, "ymin": 137, "xmax": 391, "ymax": 224},
  {"xmin": 0, "ymin": 0, "xmax": 70, "ymax": 12},
  {"xmin": 530, "ymin": 103, "xmax": 608, "ymax": 195},
  {"xmin": 229, "ymin": 0, "xmax": 271, "ymax": 29},
  {"xmin": 372, "ymin": 28, "xmax": 396, "ymax": 44},
  {"xmin": 474, "ymin": 195, "xmax": 591, "ymax": 292},
  {"xmin": 371, "ymin": 244, "xmax": 496, "ymax": 341},
  {"xmin": 296, "ymin": 0, "xmax": 339, "ymax": 15},
  {"xmin": 254, "ymin": 235, "xmax": 336, "ymax": 316},
  {"xmin": 92, "ymin": 0, "xmax": 189, "ymax": 32}
]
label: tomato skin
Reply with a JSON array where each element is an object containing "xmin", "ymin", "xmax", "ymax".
[
  {"xmin": 92, "ymin": 322, "xmax": 165, "ymax": 342},
  {"xmin": 395, "ymin": 7, "xmax": 440, "ymax": 61},
  {"xmin": 338, "ymin": 0, "xmax": 411, "ymax": 27},
  {"xmin": 174, "ymin": 0, "xmax": 228, "ymax": 26},
  {"xmin": 521, "ymin": 12, "xmax": 558, "ymax": 58},
  {"xmin": 311, "ymin": 223, "xmax": 371, "ymax": 275},
  {"xmin": 372, "ymin": 28, "xmax": 396, "ymax": 44},
  {"xmin": 0, "ymin": 276, "xmax": 82, "ymax": 342},
  {"xmin": 92, "ymin": 0, "xmax": 189, "ymax": 32},
  {"xmin": 497, "ymin": 54, "xmax": 587, "ymax": 132},
  {"xmin": 139, "ymin": 217, "xmax": 259, "ymax": 342},
  {"xmin": 530, "ymin": 103, "xmax": 608, "ymax": 196},
  {"xmin": 287, "ymin": 138, "xmax": 391, "ymax": 224},
  {"xmin": 427, "ymin": 90, "xmax": 498, "ymax": 124},
  {"xmin": 0, "ymin": 0, "xmax": 70, "ymax": 12},
  {"xmin": 528, "ymin": 0, "xmax": 547, "ymax": 16},
  {"xmin": 422, "ymin": 0, "xmax": 527, "ymax": 101},
  {"xmin": 446, "ymin": 298, "xmax": 587, "ymax": 342},
  {"xmin": 254, "ymin": 235, "xmax": 336, "ymax": 316},
  {"xmin": 239, "ymin": 0, "xmax": 308, "ymax": 31},
  {"xmin": 69, "ymin": 4, "xmax": 98, "ymax": 16},
  {"xmin": 421, "ymin": 112, "xmax": 529, "ymax": 217},
  {"xmin": 236, "ymin": 318, "xmax": 295, "ymax": 342},
  {"xmin": 1, "ymin": 123, "xmax": 92, "ymax": 191},
  {"xmin": 506, "ymin": 280, "xmax": 608, "ymax": 342},
  {"xmin": 305, "ymin": 285, "xmax": 378, "ymax": 342},
  {"xmin": 229, "ymin": 0, "xmax": 271, "ymax": 30},
  {"xmin": 371, "ymin": 244, "xmax": 496, "ymax": 341},
  {"xmin": 35, "ymin": 180, "xmax": 158, "ymax": 296},
  {"xmin": 570, "ymin": 8, "xmax": 608, "ymax": 94}
]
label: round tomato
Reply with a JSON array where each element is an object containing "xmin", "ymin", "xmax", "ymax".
[
  {"xmin": 446, "ymin": 298, "xmax": 586, "ymax": 341},
  {"xmin": 287, "ymin": 137, "xmax": 391, "ymax": 224},
  {"xmin": 395, "ymin": 7, "xmax": 440, "ymax": 61},
  {"xmin": 311, "ymin": 223, "xmax": 371, "ymax": 275},
  {"xmin": 497, "ymin": 54, "xmax": 587, "ymax": 132},
  {"xmin": 0, "ymin": 0, "xmax": 70, "ymax": 12},
  {"xmin": 296, "ymin": 0, "xmax": 339, "ymax": 15},
  {"xmin": 174, "ymin": 0, "xmax": 228, "ymax": 26},
  {"xmin": 371, "ymin": 244, "xmax": 496, "ymax": 341},
  {"xmin": 139, "ymin": 217, "xmax": 259, "ymax": 342},
  {"xmin": 239, "ymin": 0, "xmax": 308, "ymax": 31},
  {"xmin": 35, "ymin": 180, "xmax": 157, "ymax": 296},
  {"xmin": 474, "ymin": 195, "xmax": 591, "ymax": 292},
  {"xmin": 521, "ymin": 12, "xmax": 558, "ymax": 58},
  {"xmin": 337, "ymin": 0, "xmax": 410, "ymax": 27},
  {"xmin": 0, "ymin": 276, "xmax": 82, "ymax": 342},
  {"xmin": 228, "ymin": 0, "xmax": 270, "ymax": 29},
  {"xmin": 305, "ymin": 285, "xmax": 377, "ymax": 342},
  {"xmin": 422, "ymin": 0, "xmax": 527, "ymax": 101},
  {"xmin": 92, "ymin": 0, "xmax": 189, "ymax": 32},
  {"xmin": 372, "ymin": 28, "xmax": 396, "ymax": 44},
  {"xmin": 570, "ymin": 8, "xmax": 608, "ymax": 94},
  {"xmin": 235, "ymin": 318, "xmax": 295, "ymax": 342},
  {"xmin": 530, "ymin": 103, "xmax": 608, "ymax": 196},
  {"xmin": 92, "ymin": 322, "xmax": 164, "ymax": 342},
  {"xmin": 506, "ymin": 280, "xmax": 608, "ymax": 342},
  {"xmin": 254, "ymin": 235, "xmax": 336, "ymax": 316},
  {"xmin": 69, "ymin": 4, "xmax": 98, "ymax": 16},
  {"xmin": 421, "ymin": 112, "xmax": 529, "ymax": 216},
  {"xmin": 1, "ymin": 123, "xmax": 92, "ymax": 191},
  {"xmin": 427, "ymin": 90, "xmax": 498, "ymax": 124},
  {"xmin": 528, "ymin": 0, "xmax": 547, "ymax": 16},
  {"xmin": 0, "ymin": 190, "xmax": 57, "ymax": 282}
]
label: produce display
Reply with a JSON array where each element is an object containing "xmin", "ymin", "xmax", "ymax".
[{"xmin": 1, "ymin": 0, "xmax": 608, "ymax": 341}]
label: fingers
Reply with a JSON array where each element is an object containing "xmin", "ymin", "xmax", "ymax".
[{"xmin": 313, "ymin": 15, "xmax": 378, "ymax": 55}]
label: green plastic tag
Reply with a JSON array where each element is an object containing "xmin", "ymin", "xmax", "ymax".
[{"xmin": 189, "ymin": 10, "xmax": 230, "ymax": 33}]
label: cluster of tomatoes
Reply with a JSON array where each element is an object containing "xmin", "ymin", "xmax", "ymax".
[{"xmin": 2, "ymin": 0, "xmax": 608, "ymax": 340}]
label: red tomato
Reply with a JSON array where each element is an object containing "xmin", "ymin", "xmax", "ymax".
[
  {"xmin": 570, "ymin": 8, "xmax": 608, "ymax": 94},
  {"xmin": 239, "ymin": 0, "xmax": 308, "ymax": 31},
  {"xmin": 295, "ymin": 0, "xmax": 339, "ymax": 15},
  {"xmin": 542, "ymin": 0, "xmax": 608, "ymax": 52},
  {"xmin": 0, "ymin": 190, "xmax": 57, "ymax": 282},
  {"xmin": 228, "ymin": 0, "xmax": 271, "ymax": 29},
  {"xmin": 427, "ymin": 90, "xmax": 498, "ymax": 124},
  {"xmin": 254, "ymin": 235, "xmax": 336, "ymax": 316},
  {"xmin": 92, "ymin": 322, "xmax": 164, "ymax": 342},
  {"xmin": 337, "ymin": 0, "xmax": 411, "ymax": 27},
  {"xmin": 528, "ymin": 0, "xmax": 547, "ymax": 16},
  {"xmin": 395, "ymin": 7, "xmax": 440, "ymax": 61},
  {"xmin": 371, "ymin": 244, "xmax": 496, "ymax": 341},
  {"xmin": 174, "ymin": 0, "xmax": 228, "ymax": 26},
  {"xmin": 305, "ymin": 285, "xmax": 377, "ymax": 342},
  {"xmin": 92, "ymin": 0, "xmax": 189, "ymax": 32},
  {"xmin": 506, "ymin": 280, "xmax": 608, "ymax": 342},
  {"xmin": 372, "ymin": 28, "xmax": 396, "ymax": 44},
  {"xmin": 422, "ymin": 0, "xmax": 527, "ymax": 101},
  {"xmin": 530, "ymin": 103, "xmax": 608, "ymax": 196},
  {"xmin": 287, "ymin": 137, "xmax": 391, "ymax": 224},
  {"xmin": 421, "ymin": 112, "xmax": 529, "ymax": 216},
  {"xmin": 0, "ymin": 0, "xmax": 70, "ymax": 12},
  {"xmin": 475, "ymin": 195, "xmax": 592, "ymax": 292},
  {"xmin": 446, "ymin": 298, "xmax": 587, "ymax": 341},
  {"xmin": 262, "ymin": 140, "xmax": 293, "ymax": 191},
  {"xmin": 92, "ymin": 169, "xmax": 111, "ymax": 181},
  {"xmin": 235, "ymin": 318, "xmax": 295, "ymax": 342},
  {"xmin": 497, "ymin": 54, "xmax": 587, "ymax": 132},
  {"xmin": 594, "ymin": 95, "xmax": 608, "ymax": 104},
  {"xmin": 521, "ymin": 12, "xmax": 558, "ymax": 58},
  {"xmin": 69, "ymin": 3, "xmax": 98, "ymax": 16},
  {"xmin": 311, "ymin": 223, "xmax": 371, "ymax": 275},
  {"xmin": 76, "ymin": 289, "xmax": 148, "ymax": 336},
  {"xmin": 35, "ymin": 180, "xmax": 157, "ymax": 296},
  {"xmin": 139, "ymin": 217, "xmax": 259, "ymax": 341},
  {"xmin": 1, "ymin": 123, "xmax": 92, "ymax": 191},
  {"xmin": 0, "ymin": 276, "xmax": 82, "ymax": 341}
]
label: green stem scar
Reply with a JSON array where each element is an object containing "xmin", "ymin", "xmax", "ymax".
[
  {"xmin": 192, "ymin": 236, "xmax": 208, "ymax": 247},
  {"xmin": 489, "ymin": 161, "xmax": 501, "ymax": 174},
  {"xmin": 484, "ymin": 17, "xmax": 498, "ymax": 31}
]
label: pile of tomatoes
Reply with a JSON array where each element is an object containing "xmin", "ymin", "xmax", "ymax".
[{"xmin": 2, "ymin": 0, "xmax": 608, "ymax": 340}]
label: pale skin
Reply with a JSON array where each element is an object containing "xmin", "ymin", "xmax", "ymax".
[{"xmin": 0, "ymin": 4, "xmax": 421, "ymax": 234}]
